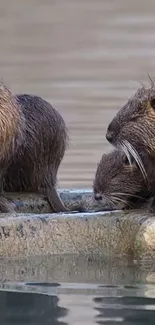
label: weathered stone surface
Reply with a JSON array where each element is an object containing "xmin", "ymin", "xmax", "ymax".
[
  {"xmin": 5, "ymin": 189, "xmax": 114, "ymax": 213},
  {"xmin": 0, "ymin": 190, "xmax": 154, "ymax": 260},
  {"xmin": 135, "ymin": 217, "xmax": 155, "ymax": 260},
  {"xmin": 0, "ymin": 209, "xmax": 151, "ymax": 258}
]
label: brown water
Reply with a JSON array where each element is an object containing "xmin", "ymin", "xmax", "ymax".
[{"xmin": 1, "ymin": 0, "xmax": 155, "ymax": 188}]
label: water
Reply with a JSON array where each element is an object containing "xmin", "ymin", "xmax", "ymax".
[
  {"xmin": 1, "ymin": 0, "xmax": 155, "ymax": 323},
  {"xmin": 1, "ymin": 286, "xmax": 155, "ymax": 324},
  {"xmin": 1, "ymin": 0, "xmax": 155, "ymax": 188},
  {"xmin": 0, "ymin": 255, "xmax": 155, "ymax": 324}
]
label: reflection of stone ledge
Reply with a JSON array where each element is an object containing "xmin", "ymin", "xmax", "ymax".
[
  {"xmin": 0, "ymin": 255, "xmax": 152, "ymax": 284},
  {"xmin": 0, "ymin": 190, "xmax": 154, "ymax": 260}
]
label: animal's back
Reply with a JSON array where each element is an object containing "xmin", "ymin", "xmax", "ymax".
[
  {"xmin": 18, "ymin": 94, "xmax": 68, "ymax": 159},
  {"xmin": 4, "ymin": 94, "xmax": 68, "ymax": 192}
]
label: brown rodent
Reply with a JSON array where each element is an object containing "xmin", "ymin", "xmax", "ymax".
[
  {"xmin": 0, "ymin": 85, "xmax": 68, "ymax": 213},
  {"xmin": 0, "ymin": 83, "xmax": 24, "ymax": 212},
  {"xmin": 93, "ymin": 149, "xmax": 151, "ymax": 210},
  {"xmin": 106, "ymin": 83, "xmax": 155, "ymax": 211}
]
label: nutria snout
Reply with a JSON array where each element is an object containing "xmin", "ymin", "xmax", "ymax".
[
  {"xmin": 106, "ymin": 85, "xmax": 155, "ymax": 152},
  {"xmin": 93, "ymin": 149, "xmax": 150, "ymax": 210},
  {"xmin": 106, "ymin": 130, "xmax": 113, "ymax": 143},
  {"xmin": 94, "ymin": 193, "xmax": 102, "ymax": 201}
]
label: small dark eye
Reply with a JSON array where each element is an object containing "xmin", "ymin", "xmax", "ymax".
[{"xmin": 150, "ymin": 98, "xmax": 155, "ymax": 109}]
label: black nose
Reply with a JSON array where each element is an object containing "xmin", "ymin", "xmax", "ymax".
[
  {"xmin": 94, "ymin": 193, "xmax": 102, "ymax": 201},
  {"xmin": 106, "ymin": 130, "xmax": 113, "ymax": 143}
]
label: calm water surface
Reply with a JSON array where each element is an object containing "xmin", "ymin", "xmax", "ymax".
[{"xmin": 0, "ymin": 255, "xmax": 155, "ymax": 324}]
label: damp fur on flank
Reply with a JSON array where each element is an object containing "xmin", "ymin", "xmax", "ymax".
[
  {"xmin": 106, "ymin": 77, "xmax": 155, "ymax": 212},
  {"xmin": 0, "ymin": 82, "xmax": 69, "ymax": 213},
  {"xmin": 93, "ymin": 149, "xmax": 152, "ymax": 210}
]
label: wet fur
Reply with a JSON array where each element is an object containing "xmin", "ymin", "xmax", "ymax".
[
  {"xmin": 93, "ymin": 150, "xmax": 151, "ymax": 210},
  {"xmin": 0, "ymin": 84, "xmax": 25, "ymax": 212},
  {"xmin": 0, "ymin": 87, "xmax": 68, "ymax": 212},
  {"xmin": 106, "ymin": 82, "xmax": 155, "ymax": 211}
]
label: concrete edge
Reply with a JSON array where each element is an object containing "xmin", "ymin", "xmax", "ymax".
[{"xmin": 0, "ymin": 209, "xmax": 153, "ymax": 259}]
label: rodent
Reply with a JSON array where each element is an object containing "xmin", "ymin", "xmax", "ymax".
[
  {"xmin": 0, "ymin": 83, "xmax": 24, "ymax": 212},
  {"xmin": 106, "ymin": 83, "xmax": 155, "ymax": 211},
  {"xmin": 93, "ymin": 149, "xmax": 151, "ymax": 210},
  {"xmin": 0, "ymin": 83, "xmax": 68, "ymax": 213}
]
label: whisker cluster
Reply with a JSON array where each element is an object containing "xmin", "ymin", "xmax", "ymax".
[
  {"xmin": 121, "ymin": 139, "xmax": 148, "ymax": 183},
  {"xmin": 102, "ymin": 193, "xmax": 132, "ymax": 210}
]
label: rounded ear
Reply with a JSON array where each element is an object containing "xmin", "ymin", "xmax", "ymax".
[{"xmin": 150, "ymin": 98, "xmax": 155, "ymax": 109}]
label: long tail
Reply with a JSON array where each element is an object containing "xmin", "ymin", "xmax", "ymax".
[{"xmin": 46, "ymin": 186, "xmax": 68, "ymax": 212}]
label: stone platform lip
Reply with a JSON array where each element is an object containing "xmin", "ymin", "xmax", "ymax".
[
  {"xmin": 0, "ymin": 189, "xmax": 154, "ymax": 260},
  {"xmin": 2, "ymin": 209, "xmax": 122, "ymax": 220},
  {"xmin": 0, "ymin": 207, "xmax": 152, "ymax": 260}
]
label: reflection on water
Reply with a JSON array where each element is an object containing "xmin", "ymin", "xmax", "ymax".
[
  {"xmin": 94, "ymin": 295, "xmax": 155, "ymax": 324},
  {"xmin": 1, "ymin": 283, "xmax": 155, "ymax": 324},
  {"xmin": 0, "ymin": 256, "xmax": 155, "ymax": 323},
  {"xmin": 0, "ymin": 291, "xmax": 67, "ymax": 325},
  {"xmin": 1, "ymin": 0, "xmax": 155, "ymax": 187}
]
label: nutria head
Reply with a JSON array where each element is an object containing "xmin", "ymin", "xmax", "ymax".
[
  {"xmin": 106, "ymin": 84, "xmax": 155, "ymax": 180},
  {"xmin": 93, "ymin": 150, "xmax": 149, "ymax": 210}
]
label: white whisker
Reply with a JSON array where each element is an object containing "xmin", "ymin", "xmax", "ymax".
[
  {"xmin": 122, "ymin": 140, "xmax": 148, "ymax": 183},
  {"xmin": 121, "ymin": 144, "xmax": 132, "ymax": 167},
  {"xmin": 112, "ymin": 195, "xmax": 133, "ymax": 209},
  {"xmin": 102, "ymin": 194, "xmax": 116, "ymax": 209},
  {"xmin": 111, "ymin": 192, "xmax": 144, "ymax": 200}
]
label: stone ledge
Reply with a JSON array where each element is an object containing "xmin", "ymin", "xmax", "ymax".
[
  {"xmin": 0, "ymin": 190, "xmax": 153, "ymax": 260},
  {"xmin": 0, "ymin": 209, "xmax": 153, "ymax": 259}
]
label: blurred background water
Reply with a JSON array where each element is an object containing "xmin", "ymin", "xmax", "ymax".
[{"xmin": 1, "ymin": 0, "xmax": 155, "ymax": 188}]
